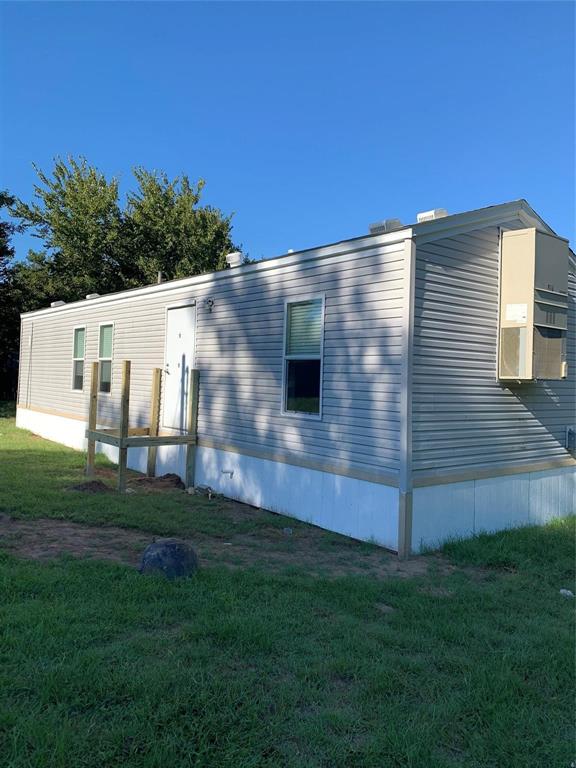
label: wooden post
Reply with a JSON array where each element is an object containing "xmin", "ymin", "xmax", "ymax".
[
  {"xmin": 117, "ymin": 360, "xmax": 131, "ymax": 493},
  {"xmin": 146, "ymin": 367, "xmax": 162, "ymax": 477},
  {"xmin": 185, "ymin": 369, "xmax": 200, "ymax": 489},
  {"xmin": 86, "ymin": 361, "xmax": 99, "ymax": 476}
]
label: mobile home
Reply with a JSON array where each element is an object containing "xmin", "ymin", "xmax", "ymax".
[{"xmin": 16, "ymin": 200, "xmax": 576, "ymax": 555}]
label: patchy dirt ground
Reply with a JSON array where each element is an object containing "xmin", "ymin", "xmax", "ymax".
[{"xmin": 0, "ymin": 507, "xmax": 460, "ymax": 579}]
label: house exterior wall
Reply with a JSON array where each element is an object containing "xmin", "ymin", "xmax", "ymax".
[
  {"xmin": 412, "ymin": 222, "xmax": 576, "ymax": 484},
  {"xmin": 17, "ymin": 235, "xmax": 409, "ymax": 486},
  {"xmin": 15, "ymin": 204, "xmax": 575, "ymax": 554}
]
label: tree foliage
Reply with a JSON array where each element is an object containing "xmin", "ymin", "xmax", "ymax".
[
  {"xmin": 11, "ymin": 158, "xmax": 126, "ymax": 309},
  {"xmin": 0, "ymin": 191, "xmax": 23, "ymax": 396},
  {"xmin": 123, "ymin": 168, "xmax": 235, "ymax": 283},
  {"xmin": 0, "ymin": 157, "xmax": 242, "ymax": 397}
]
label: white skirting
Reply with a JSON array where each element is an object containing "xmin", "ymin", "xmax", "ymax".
[
  {"xmin": 14, "ymin": 407, "xmax": 400, "ymax": 550},
  {"xmin": 15, "ymin": 407, "xmax": 575, "ymax": 554},
  {"xmin": 411, "ymin": 468, "xmax": 576, "ymax": 553},
  {"xmin": 195, "ymin": 445, "xmax": 399, "ymax": 550}
]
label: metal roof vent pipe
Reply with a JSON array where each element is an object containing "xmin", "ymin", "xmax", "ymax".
[
  {"xmin": 416, "ymin": 208, "xmax": 449, "ymax": 223},
  {"xmin": 369, "ymin": 218, "xmax": 403, "ymax": 235},
  {"xmin": 225, "ymin": 251, "xmax": 243, "ymax": 268}
]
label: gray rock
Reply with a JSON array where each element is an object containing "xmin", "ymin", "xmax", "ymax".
[
  {"xmin": 139, "ymin": 538, "xmax": 199, "ymax": 580},
  {"xmin": 559, "ymin": 588, "xmax": 574, "ymax": 599}
]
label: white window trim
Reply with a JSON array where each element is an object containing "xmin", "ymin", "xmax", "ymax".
[
  {"xmin": 98, "ymin": 321, "xmax": 114, "ymax": 395},
  {"xmin": 281, "ymin": 293, "xmax": 325, "ymax": 421},
  {"xmin": 71, "ymin": 325, "xmax": 86, "ymax": 392}
]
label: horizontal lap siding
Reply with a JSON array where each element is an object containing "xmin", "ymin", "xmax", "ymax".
[
  {"xmin": 413, "ymin": 224, "xmax": 576, "ymax": 477},
  {"xmin": 18, "ymin": 287, "xmax": 195, "ymax": 427},
  {"xmin": 195, "ymin": 243, "xmax": 404, "ymax": 474},
  {"xmin": 18, "ymin": 240, "xmax": 406, "ymax": 477}
]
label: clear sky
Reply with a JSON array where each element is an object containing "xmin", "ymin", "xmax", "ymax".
[{"xmin": 1, "ymin": 1, "xmax": 574, "ymax": 262}]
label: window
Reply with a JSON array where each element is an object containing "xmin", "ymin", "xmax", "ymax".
[
  {"xmin": 283, "ymin": 297, "xmax": 324, "ymax": 416},
  {"xmin": 72, "ymin": 327, "xmax": 85, "ymax": 391},
  {"xmin": 98, "ymin": 324, "xmax": 113, "ymax": 393}
]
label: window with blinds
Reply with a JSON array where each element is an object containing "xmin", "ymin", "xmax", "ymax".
[
  {"xmin": 72, "ymin": 327, "xmax": 85, "ymax": 391},
  {"xmin": 283, "ymin": 298, "xmax": 324, "ymax": 416},
  {"xmin": 98, "ymin": 324, "xmax": 114, "ymax": 393}
]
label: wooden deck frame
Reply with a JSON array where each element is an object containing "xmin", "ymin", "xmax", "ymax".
[{"xmin": 85, "ymin": 361, "xmax": 200, "ymax": 492}]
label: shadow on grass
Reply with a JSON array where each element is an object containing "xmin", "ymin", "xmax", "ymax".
[{"xmin": 0, "ymin": 401, "xmax": 16, "ymax": 418}]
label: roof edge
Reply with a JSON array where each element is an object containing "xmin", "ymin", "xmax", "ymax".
[
  {"xmin": 20, "ymin": 199, "xmax": 569, "ymax": 321},
  {"xmin": 20, "ymin": 227, "xmax": 413, "ymax": 320}
]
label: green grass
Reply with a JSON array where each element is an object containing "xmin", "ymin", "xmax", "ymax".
[
  {"xmin": 1, "ymin": 405, "xmax": 575, "ymax": 767},
  {"xmin": 0, "ymin": 404, "xmax": 293, "ymax": 540}
]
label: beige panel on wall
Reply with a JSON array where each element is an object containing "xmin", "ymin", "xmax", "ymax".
[{"xmin": 499, "ymin": 228, "xmax": 569, "ymax": 381}]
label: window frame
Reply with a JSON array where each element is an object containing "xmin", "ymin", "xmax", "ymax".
[
  {"xmin": 281, "ymin": 293, "xmax": 325, "ymax": 421},
  {"xmin": 98, "ymin": 321, "xmax": 114, "ymax": 395},
  {"xmin": 71, "ymin": 325, "xmax": 86, "ymax": 392}
]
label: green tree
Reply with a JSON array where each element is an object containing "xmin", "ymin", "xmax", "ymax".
[
  {"xmin": 0, "ymin": 191, "xmax": 22, "ymax": 396},
  {"xmin": 12, "ymin": 157, "xmax": 242, "ymax": 304},
  {"xmin": 6, "ymin": 157, "xmax": 242, "ymax": 398},
  {"xmin": 123, "ymin": 168, "xmax": 237, "ymax": 283},
  {"xmin": 11, "ymin": 157, "xmax": 126, "ymax": 306}
]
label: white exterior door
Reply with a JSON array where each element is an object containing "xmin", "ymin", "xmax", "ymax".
[{"xmin": 163, "ymin": 304, "xmax": 196, "ymax": 430}]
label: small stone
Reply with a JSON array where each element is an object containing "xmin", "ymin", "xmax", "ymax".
[
  {"xmin": 559, "ymin": 589, "xmax": 574, "ymax": 599},
  {"xmin": 139, "ymin": 538, "xmax": 199, "ymax": 580},
  {"xmin": 283, "ymin": 527, "xmax": 293, "ymax": 536}
]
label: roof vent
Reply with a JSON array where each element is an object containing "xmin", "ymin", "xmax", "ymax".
[
  {"xmin": 86, "ymin": 293, "xmax": 100, "ymax": 300},
  {"xmin": 225, "ymin": 251, "xmax": 243, "ymax": 268},
  {"xmin": 50, "ymin": 300, "xmax": 65, "ymax": 308},
  {"xmin": 369, "ymin": 218, "xmax": 403, "ymax": 235},
  {"xmin": 416, "ymin": 208, "xmax": 448, "ymax": 223}
]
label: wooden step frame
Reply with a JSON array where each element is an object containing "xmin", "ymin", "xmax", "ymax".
[{"xmin": 85, "ymin": 360, "xmax": 199, "ymax": 492}]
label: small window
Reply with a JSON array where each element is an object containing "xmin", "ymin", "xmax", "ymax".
[
  {"xmin": 72, "ymin": 327, "xmax": 85, "ymax": 391},
  {"xmin": 98, "ymin": 324, "xmax": 113, "ymax": 393},
  {"xmin": 283, "ymin": 298, "xmax": 324, "ymax": 416}
]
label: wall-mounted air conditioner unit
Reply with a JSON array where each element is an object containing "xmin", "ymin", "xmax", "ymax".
[{"xmin": 498, "ymin": 228, "xmax": 569, "ymax": 382}]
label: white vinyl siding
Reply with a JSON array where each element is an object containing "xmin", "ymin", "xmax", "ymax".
[
  {"xmin": 17, "ymin": 237, "xmax": 406, "ymax": 480},
  {"xmin": 72, "ymin": 327, "xmax": 85, "ymax": 391},
  {"xmin": 412, "ymin": 223, "xmax": 576, "ymax": 481}
]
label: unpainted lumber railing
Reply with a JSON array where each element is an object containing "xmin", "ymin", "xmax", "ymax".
[{"xmin": 85, "ymin": 360, "xmax": 199, "ymax": 493}]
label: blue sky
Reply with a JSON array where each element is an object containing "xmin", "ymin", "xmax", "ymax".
[{"xmin": 1, "ymin": 1, "xmax": 574, "ymax": 261}]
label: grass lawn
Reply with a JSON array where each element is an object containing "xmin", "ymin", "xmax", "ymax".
[{"xmin": 1, "ymin": 402, "xmax": 575, "ymax": 767}]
